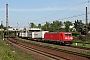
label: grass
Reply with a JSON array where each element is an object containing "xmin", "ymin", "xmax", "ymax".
[
  {"xmin": 73, "ymin": 39, "xmax": 83, "ymax": 42},
  {"xmin": 49, "ymin": 46, "xmax": 58, "ymax": 49},
  {"xmin": 40, "ymin": 43, "xmax": 51, "ymax": 47},
  {"xmin": 15, "ymin": 37, "xmax": 90, "ymax": 56},
  {"xmin": 0, "ymin": 37, "xmax": 37, "ymax": 60},
  {"xmin": 72, "ymin": 39, "xmax": 90, "ymax": 49},
  {"xmin": 72, "ymin": 39, "xmax": 90, "ymax": 48},
  {"xmin": 15, "ymin": 38, "xmax": 22, "ymax": 41},
  {"xmin": 79, "ymin": 51, "xmax": 90, "ymax": 56},
  {"xmin": 73, "ymin": 39, "xmax": 90, "ymax": 43},
  {"xmin": 71, "ymin": 43, "xmax": 90, "ymax": 48}
]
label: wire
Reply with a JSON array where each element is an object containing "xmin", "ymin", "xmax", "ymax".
[
  {"xmin": 46, "ymin": 1, "xmax": 89, "ymax": 18},
  {"xmin": 34, "ymin": 1, "xmax": 89, "ymax": 22},
  {"xmin": 28, "ymin": 1, "xmax": 90, "ymax": 26},
  {"xmin": 58, "ymin": 13, "xmax": 90, "ymax": 20},
  {"xmin": 40, "ymin": 13, "xmax": 90, "ymax": 25}
]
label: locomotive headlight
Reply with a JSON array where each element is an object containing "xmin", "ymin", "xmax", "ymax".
[
  {"xmin": 65, "ymin": 37, "xmax": 67, "ymax": 39},
  {"xmin": 70, "ymin": 37, "xmax": 73, "ymax": 39}
]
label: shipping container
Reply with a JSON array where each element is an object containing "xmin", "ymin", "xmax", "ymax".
[{"xmin": 27, "ymin": 31, "xmax": 48, "ymax": 39}]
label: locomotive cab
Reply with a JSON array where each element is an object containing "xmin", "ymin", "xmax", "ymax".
[{"xmin": 61, "ymin": 32, "xmax": 73, "ymax": 45}]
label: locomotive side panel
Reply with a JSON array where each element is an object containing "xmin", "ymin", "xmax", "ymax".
[
  {"xmin": 44, "ymin": 32, "xmax": 73, "ymax": 45},
  {"xmin": 44, "ymin": 32, "xmax": 60, "ymax": 41}
]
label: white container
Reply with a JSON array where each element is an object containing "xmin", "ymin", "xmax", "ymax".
[
  {"xmin": 19, "ymin": 31, "xmax": 28, "ymax": 38},
  {"xmin": 33, "ymin": 31, "xmax": 49, "ymax": 39},
  {"xmin": 27, "ymin": 32, "xmax": 32, "ymax": 38},
  {"xmin": 27, "ymin": 31, "xmax": 48, "ymax": 39},
  {"xmin": 19, "ymin": 32, "xmax": 22, "ymax": 37}
]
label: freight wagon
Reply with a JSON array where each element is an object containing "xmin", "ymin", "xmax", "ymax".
[
  {"xmin": 27, "ymin": 31, "xmax": 48, "ymax": 40},
  {"xmin": 18, "ymin": 30, "xmax": 28, "ymax": 38}
]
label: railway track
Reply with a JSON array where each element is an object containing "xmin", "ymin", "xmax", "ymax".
[
  {"xmin": 16, "ymin": 38, "xmax": 90, "ymax": 53},
  {"xmin": 17, "ymin": 43, "xmax": 66, "ymax": 60},
  {"xmin": 6, "ymin": 38, "xmax": 68, "ymax": 60},
  {"xmin": 6, "ymin": 38, "xmax": 90, "ymax": 60}
]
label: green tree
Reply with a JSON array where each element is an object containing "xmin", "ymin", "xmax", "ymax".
[
  {"xmin": 30, "ymin": 23, "xmax": 34, "ymax": 28},
  {"xmin": 41, "ymin": 24, "xmax": 47, "ymax": 31},
  {"xmin": 49, "ymin": 20, "xmax": 63, "ymax": 32},
  {"xmin": 74, "ymin": 20, "xmax": 84, "ymax": 32},
  {"xmin": 41, "ymin": 20, "xmax": 63, "ymax": 32},
  {"xmin": 0, "ymin": 24, "xmax": 3, "ymax": 29},
  {"xmin": 38, "ymin": 24, "xmax": 41, "ymax": 28},
  {"xmin": 64, "ymin": 21, "xmax": 72, "ymax": 32},
  {"xmin": 23, "ymin": 28, "xmax": 26, "ymax": 30},
  {"xmin": 30, "ymin": 22, "xmax": 37, "ymax": 28},
  {"xmin": 3, "ymin": 27, "xmax": 6, "ymax": 30}
]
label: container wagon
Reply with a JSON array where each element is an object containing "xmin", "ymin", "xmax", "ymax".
[{"xmin": 27, "ymin": 31, "xmax": 48, "ymax": 41}]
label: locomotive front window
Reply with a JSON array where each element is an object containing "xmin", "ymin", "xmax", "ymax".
[{"xmin": 65, "ymin": 34, "xmax": 72, "ymax": 36}]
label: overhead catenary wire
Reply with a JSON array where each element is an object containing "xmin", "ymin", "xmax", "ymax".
[
  {"xmin": 39, "ymin": 13, "xmax": 90, "ymax": 25},
  {"xmin": 33, "ymin": 1, "xmax": 90, "ymax": 24},
  {"xmin": 37, "ymin": 1, "xmax": 89, "ymax": 21},
  {"xmin": 58, "ymin": 13, "xmax": 90, "ymax": 20},
  {"xmin": 41, "ymin": 13, "xmax": 90, "ymax": 24}
]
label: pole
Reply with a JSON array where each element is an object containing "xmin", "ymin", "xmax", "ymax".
[
  {"xmin": 46, "ymin": 21, "xmax": 48, "ymax": 30},
  {"xmin": 6, "ymin": 4, "xmax": 9, "ymax": 38},
  {"xmin": 86, "ymin": 7, "xmax": 88, "ymax": 41}
]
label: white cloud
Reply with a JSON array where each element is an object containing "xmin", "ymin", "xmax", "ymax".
[
  {"xmin": 0, "ymin": 8, "xmax": 5, "ymax": 11},
  {"xmin": 0, "ymin": 7, "xmax": 87, "ymax": 12},
  {"xmin": 0, "ymin": 7, "xmax": 66, "ymax": 12},
  {"xmin": 37, "ymin": 7, "xmax": 64, "ymax": 11},
  {"xmin": 10, "ymin": 7, "xmax": 65, "ymax": 11}
]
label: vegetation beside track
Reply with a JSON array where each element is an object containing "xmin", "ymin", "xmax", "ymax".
[
  {"xmin": 71, "ymin": 43, "xmax": 90, "ymax": 48},
  {"xmin": 71, "ymin": 39, "xmax": 90, "ymax": 48},
  {"xmin": 15, "ymin": 37, "xmax": 90, "ymax": 56},
  {"xmin": 16, "ymin": 37, "xmax": 90, "ymax": 49},
  {"xmin": 0, "ymin": 37, "xmax": 36, "ymax": 60}
]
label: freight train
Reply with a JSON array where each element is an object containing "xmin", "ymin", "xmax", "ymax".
[{"xmin": 18, "ymin": 31, "xmax": 73, "ymax": 45}]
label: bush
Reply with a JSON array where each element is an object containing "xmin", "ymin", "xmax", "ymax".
[{"xmin": 72, "ymin": 32, "xmax": 79, "ymax": 37}]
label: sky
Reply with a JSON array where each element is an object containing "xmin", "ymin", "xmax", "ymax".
[{"xmin": 0, "ymin": 0, "xmax": 90, "ymax": 28}]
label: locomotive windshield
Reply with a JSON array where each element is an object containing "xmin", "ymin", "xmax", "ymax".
[{"xmin": 65, "ymin": 34, "xmax": 72, "ymax": 36}]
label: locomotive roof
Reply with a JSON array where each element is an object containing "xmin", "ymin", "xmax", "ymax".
[{"xmin": 45, "ymin": 32, "xmax": 71, "ymax": 34}]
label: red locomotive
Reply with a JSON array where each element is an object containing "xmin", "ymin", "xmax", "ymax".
[{"xmin": 44, "ymin": 32, "xmax": 73, "ymax": 45}]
